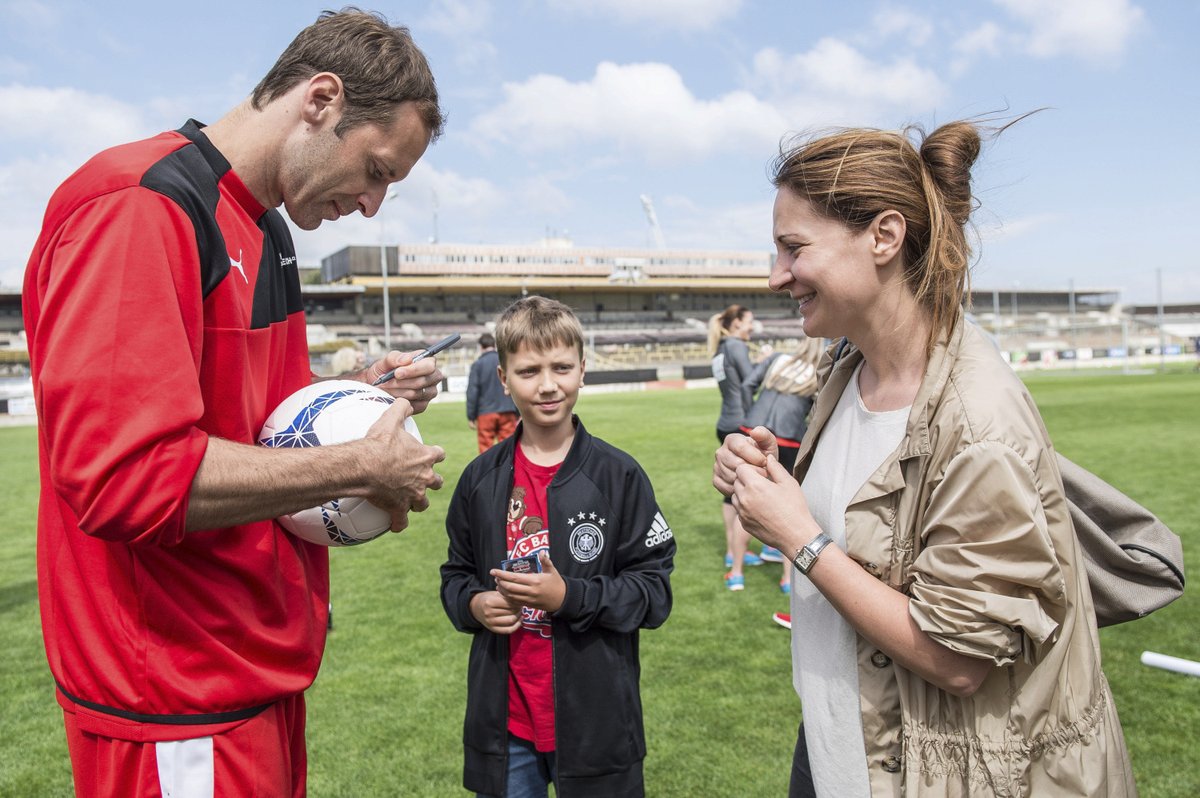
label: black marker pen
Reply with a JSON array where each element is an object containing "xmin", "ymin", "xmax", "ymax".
[{"xmin": 371, "ymin": 333, "xmax": 461, "ymax": 386}]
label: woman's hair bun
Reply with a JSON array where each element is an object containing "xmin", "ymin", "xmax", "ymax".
[{"xmin": 918, "ymin": 122, "xmax": 981, "ymax": 226}]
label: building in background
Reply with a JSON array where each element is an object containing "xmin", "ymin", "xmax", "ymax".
[
  {"xmin": 314, "ymin": 239, "xmax": 790, "ymax": 327},
  {"xmin": 1, "ymin": 240, "xmax": 1196, "ymax": 386}
]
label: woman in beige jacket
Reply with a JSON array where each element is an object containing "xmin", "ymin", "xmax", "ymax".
[{"xmin": 714, "ymin": 120, "xmax": 1135, "ymax": 797}]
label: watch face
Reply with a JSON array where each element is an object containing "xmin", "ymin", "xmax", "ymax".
[
  {"xmin": 795, "ymin": 534, "xmax": 831, "ymax": 574},
  {"xmin": 795, "ymin": 549, "xmax": 816, "ymax": 573}
]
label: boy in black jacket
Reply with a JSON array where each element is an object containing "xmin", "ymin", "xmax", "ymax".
[{"xmin": 440, "ymin": 296, "xmax": 675, "ymax": 797}]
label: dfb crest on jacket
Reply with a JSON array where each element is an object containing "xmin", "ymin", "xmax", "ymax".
[{"xmin": 567, "ymin": 511, "xmax": 606, "ymax": 562}]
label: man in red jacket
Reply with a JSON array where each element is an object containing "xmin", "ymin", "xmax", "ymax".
[{"xmin": 23, "ymin": 10, "xmax": 447, "ymax": 797}]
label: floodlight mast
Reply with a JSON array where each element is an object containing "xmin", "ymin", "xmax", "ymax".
[{"xmin": 640, "ymin": 194, "xmax": 666, "ymax": 250}]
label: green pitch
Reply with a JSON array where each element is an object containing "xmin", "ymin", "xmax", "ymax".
[{"xmin": 1, "ymin": 369, "xmax": 1196, "ymax": 796}]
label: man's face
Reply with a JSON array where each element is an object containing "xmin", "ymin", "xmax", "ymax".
[{"xmin": 280, "ymin": 102, "xmax": 431, "ymax": 231}]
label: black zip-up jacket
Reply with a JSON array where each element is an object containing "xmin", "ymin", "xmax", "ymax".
[{"xmin": 441, "ymin": 419, "xmax": 675, "ymax": 797}]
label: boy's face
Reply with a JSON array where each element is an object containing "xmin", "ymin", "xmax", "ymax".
[{"xmin": 498, "ymin": 340, "xmax": 585, "ymax": 434}]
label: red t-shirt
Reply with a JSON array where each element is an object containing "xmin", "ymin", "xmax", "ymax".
[{"xmin": 505, "ymin": 443, "xmax": 559, "ymax": 751}]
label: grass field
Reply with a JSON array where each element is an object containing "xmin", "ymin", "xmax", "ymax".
[{"xmin": 1, "ymin": 370, "xmax": 1197, "ymax": 796}]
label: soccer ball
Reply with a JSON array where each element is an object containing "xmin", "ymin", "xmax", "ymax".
[{"xmin": 257, "ymin": 380, "xmax": 422, "ymax": 546}]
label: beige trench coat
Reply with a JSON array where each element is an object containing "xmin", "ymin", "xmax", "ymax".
[{"xmin": 792, "ymin": 319, "xmax": 1136, "ymax": 797}]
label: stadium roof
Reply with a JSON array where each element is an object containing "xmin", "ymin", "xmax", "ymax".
[{"xmin": 334, "ymin": 275, "xmax": 769, "ymax": 292}]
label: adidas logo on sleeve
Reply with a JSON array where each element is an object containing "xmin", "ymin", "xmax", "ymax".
[{"xmin": 644, "ymin": 512, "xmax": 674, "ymax": 547}]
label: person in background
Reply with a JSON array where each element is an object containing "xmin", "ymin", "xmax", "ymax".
[
  {"xmin": 442, "ymin": 296, "xmax": 675, "ymax": 797},
  {"xmin": 330, "ymin": 345, "xmax": 367, "ymax": 375},
  {"xmin": 715, "ymin": 119, "xmax": 1134, "ymax": 796},
  {"xmin": 23, "ymin": 10, "xmax": 447, "ymax": 796},
  {"xmin": 742, "ymin": 335, "xmax": 824, "ymax": 595},
  {"xmin": 467, "ymin": 331, "xmax": 520, "ymax": 453},
  {"xmin": 709, "ymin": 304, "xmax": 778, "ymax": 590}
]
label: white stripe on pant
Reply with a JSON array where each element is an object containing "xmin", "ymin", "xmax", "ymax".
[{"xmin": 155, "ymin": 737, "xmax": 214, "ymax": 798}]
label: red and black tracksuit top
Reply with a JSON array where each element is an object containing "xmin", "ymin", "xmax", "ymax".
[{"xmin": 23, "ymin": 120, "xmax": 327, "ymax": 741}]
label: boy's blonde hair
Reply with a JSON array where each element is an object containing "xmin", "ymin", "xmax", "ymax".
[{"xmin": 494, "ymin": 296, "xmax": 585, "ymax": 368}]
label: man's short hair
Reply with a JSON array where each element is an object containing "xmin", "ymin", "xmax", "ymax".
[
  {"xmin": 251, "ymin": 7, "xmax": 445, "ymax": 140},
  {"xmin": 494, "ymin": 297, "xmax": 584, "ymax": 369},
  {"xmin": 478, "ymin": 332, "xmax": 496, "ymax": 349}
]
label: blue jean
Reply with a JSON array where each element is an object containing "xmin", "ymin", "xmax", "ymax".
[{"xmin": 477, "ymin": 734, "xmax": 557, "ymax": 798}]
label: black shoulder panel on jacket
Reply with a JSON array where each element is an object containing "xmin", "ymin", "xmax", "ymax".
[
  {"xmin": 140, "ymin": 120, "xmax": 302, "ymax": 328},
  {"xmin": 139, "ymin": 144, "xmax": 228, "ymax": 300},
  {"xmin": 251, "ymin": 209, "xmax": 303, "ymax": 328}
]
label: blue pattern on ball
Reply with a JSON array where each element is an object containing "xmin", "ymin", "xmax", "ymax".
[{"xmin": 260, "ymin": 389, "xmax": 390, "ymax": 449}]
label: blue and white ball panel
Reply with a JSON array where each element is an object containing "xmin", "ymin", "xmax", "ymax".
[{"xmin": 258, "ymin": 380, "xmax": 420, "ymax": 546}]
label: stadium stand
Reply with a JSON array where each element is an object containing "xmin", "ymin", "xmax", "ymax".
[{"xmin": 2, "ymin": 240, "xmax": 1197, "ymax": 386}]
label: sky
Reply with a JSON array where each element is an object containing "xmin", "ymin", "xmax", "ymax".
[{"xmin": 2, "ymin": 0, "xmax": 1197, "ymax": 304}]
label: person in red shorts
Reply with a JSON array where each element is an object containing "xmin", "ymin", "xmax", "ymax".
[
  {"xmin": 467, "ymin": 331, "xmax": 520, "ymax": 452},
  {"xmin": 23, "ymin": 10, "xmax": 449, "ymax": 797}
]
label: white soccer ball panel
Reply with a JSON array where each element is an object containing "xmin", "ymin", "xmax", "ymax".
[
  {"xmin": 310, "ymin": 394, "xmax": 389, "ymax": 444},
  {"xmin": 279, "ymin": 498, "xmax": 390, "ymax": 547},
  {"xmin": 405, "ymin": 415, "xmax": 422, "ymax": 442},
  {"xmin": 258, "ymin": 380, "xmax": 396, "ymax": 547}
]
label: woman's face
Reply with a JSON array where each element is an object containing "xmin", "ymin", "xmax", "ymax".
[
  {"xmin": 730, "ymin": 311, "xmax": 754, "ymax": 339},
  {"xmin": 768, "ymin": 187, "xmax": 878, "ymax": 341}
]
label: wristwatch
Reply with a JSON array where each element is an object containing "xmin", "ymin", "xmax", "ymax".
[{"xmin": 793, "ymin": 533, "xmax": 834, "ymax": 575}]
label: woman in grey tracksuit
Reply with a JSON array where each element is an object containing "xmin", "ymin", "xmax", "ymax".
[{"xmin": 709, "ymin": 304, "xmax": 758, "ymax": 588}]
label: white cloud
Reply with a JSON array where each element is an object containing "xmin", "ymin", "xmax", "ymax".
[
  {"xmin": 0, "ymin": 78, "xmax": 512, "ymax": 278},
  {"xmin": 751, "ymin": 38, "xmax": 948, "ymax": 125},
  {"xmin": 420, "ymin": 164, "xmax": 508, "ymax": 214},
  {"xmin": 469, "ymin": 61, "xmax": 787, "ymax": 160},
  {"xmin": 285, "ymin": 161, "xmax": 508, "ymax": 263},
  {"xmin": 994, "ymin": 0, "xmax": 1144, "ymax": 61},
  {"xmin": 954, "ymin": 21, "xmax": 1006, "ymax": 58},
  {"xmin": 469, "ymin": 36, "xmax": 947, "ymax": 164},
  {"xmin": 423, "ymin": 0, "xmax": 490, "ymax": 35},
  {"xmin": 0, "ymin": 154, "xmax": 85, "ymax": 289},
  {"xmin": 658, "ymin": 194, "xmax": 773, "ymax": 251},
  {"xmin": 421, "ymin": 0, "xmax": 498, "ymax": 70},
  {"xmin": 0, "ymin": 85, "xmax": 152, "ymax": 158},
  {"xmin": 0, "ymin": 86, "xmax": 157, "ymax": 289},
  {"xmin": 871, "ymin": 7, "xmax": 934, "ymax": 47},
  {"xmin": 512, "ymin": 175, "xmax": 574, "ymax": 219},
  {"xmin": 950, "ymin": 21, "xmax": 1007, "ymax": 75},
  {"xmin": 5, "ymin": 0, "xmax": 60, "ymax": 30},
  {"xmin": 548, "ymin": 0, "xmax": 743, "ymax": 31},
  {"xmin": 976, "ymin": 211, "xmax": 1060, "ymax": 244}
]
